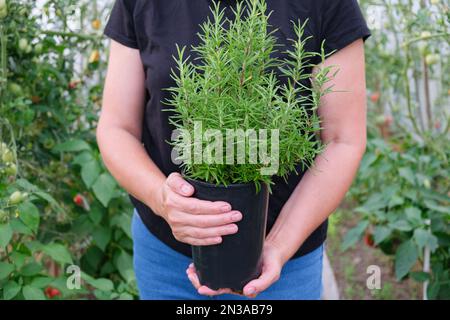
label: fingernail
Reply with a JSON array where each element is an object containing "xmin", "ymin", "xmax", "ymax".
[
  {"xmin": 215, "ymin": 237, "xmax": 222, "ymax": 243},
  {"xmin": 228, "ymin": 224, "xmax": 238, "ymax": 233},
  {"xmin": 246, "ymin": 287, "xmax": 256, "ymax": 295},
  {"xmin": 231, "ymin": 212, "xmax": 242, "ymax": 221},
  {"xmin": 221, "ymin": 204, "xmax": 231, "ymax": 212},
  {"xmin": 182, "ymin": 184, "xmax": 192, "ymax": 194}
]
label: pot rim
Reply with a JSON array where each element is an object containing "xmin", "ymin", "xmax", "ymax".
[{"xmin": 184, "ymin": 176, "xmax": 265, "ymax": 190}]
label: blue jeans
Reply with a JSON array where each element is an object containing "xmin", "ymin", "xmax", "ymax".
[{"xmin": 132, "ymin": 210, "xmax": 324, "ymax": 300}]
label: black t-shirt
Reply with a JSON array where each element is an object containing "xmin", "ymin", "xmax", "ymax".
[{"xmin": 104, "ymin": 0, "xmax": 371, "ymax": 259}]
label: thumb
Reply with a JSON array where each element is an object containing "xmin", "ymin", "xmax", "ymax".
[
  {"xmin": 243, "ymin": 266, "xmax": 280, "ymax": 297},
  {"xmin": 166, "ymin": 172, "xmax": 194, "ymax": 196}
]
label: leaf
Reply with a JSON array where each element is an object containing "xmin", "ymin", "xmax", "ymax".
[
  {"xmin": 398, "ymin": 167, "xmax": 416, "ymax": 185},
  {"xmin": 388, "ymin": 195, "xmax": 404, "ymax": 208},
  {"xmin": 30, "ymin": 277, "xmax": 54, "ymax": 288},
  {"xmin": 53, "ymin": 139, "xmax": 91, "ymax": 152},
  {"xmin": 413, "ymin": 229, "xmax": 429, "ymax": 250},
  {"xmin": 73, "ymin": 151, "xmax": 94, "ymax": 166},
  {"xmin": 341, "ymin": 220, "xmax": 369, "ymax": 251},
  {"xmin": 373, "ymin": 226, "xmax": 392, "ymax": 245},
  {"xmin": 15, "ymin": 179, "xmax": 39, "ymax": 192},
  {"xmin": 92, "ymin": 226, "xmax": 111, "ymax": 251},
  {"xmin": 89, "ymin": 205, "xmax": 104, "ymax": 225},
  {"xmin": 18, "ymin": 201, "xmax": 40, "ymax": 233},
  {"xmin": 20, "ymin": 263, "xmax": 43, "ymax": 276},
  {"xmin": 83, "ymin": 274, "xmax": 114, "ymax": 292},
  {"xmin": 427, "ymin": 280, "xmax": 440, "ymax": 299},
  {"xmin": 410, "ymin": 271, "xmax": 430, "ymax": 282},
  {"xmin": 389, "ymin": 220, "xmax": 413, "ymax": 231},
  {"xmin": 405, "ymin": 207, "xmax": 422, "ymax": 226},
  {"xmin": 3, "ymin": 281, "xmax": 21, "ymax": 300},
  {"xmin": 395, "ymin": 240, "xmax": 419, "ymax": 280},
  {"xmin": 424, "ymin": 200, "xmax": 450, "ymax": 214},
  {"xmin": 34, "ymin": 191, "xmax": 65, "ymax": 214},
  {"xmin": 92, "ymin": 173, "xmax": 117, "ymax": 207},
  {"xmin": 0, "ymin": 223, "xmax": 13, "ymax": 248},
  {"xmin": 111, "ymin": 213, "xmax": 132, "ymax": 239},
  {"xmin": 81, "ymin": 160, "xmax": 101, "ymax": 188},
  {"xmin": 9, "ymin": 218, "xmax": 33, "ymax": 235},
  {"xmin": 42, "ymin": 243, "xmax": 73, "ymax": 265},
  {"xmin": 116, "ymin": 250, "xmax": 134, "ymax": 283},
  {"xmin": 413, "ymin": 229, "xmax": 438, "ymax": 252},
  {"xmin": 22, "ymin": 285, "xmax": 46, "ymax": 300},
  {"xmin": 118, "ymin": 293, "xmax": 134, "ymax": 300},
  {"xmin": 0, "ymin": 262, "xmax": 15, "ymax": 279}
]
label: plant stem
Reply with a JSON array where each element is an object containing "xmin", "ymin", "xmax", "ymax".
[
  {"xmin": 0, "ymin": 23, "xmax": 7, "ymax": 99},
  {"xmin": 402, "ymin": 46, "xmax": 422, "ymax": 136},
  {"xmin": 402, "ymin": 32, "xmax": 450, "ymax": 47},
  {"xmin": 41, "ymin": 30, "xmax": 100, "ymax": 41},
  {"xmin": 422, "ymin": 57, "xmax": 432, "ymax": 130}
]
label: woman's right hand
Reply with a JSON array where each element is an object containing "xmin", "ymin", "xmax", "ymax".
[{"xmin": 157, "ymin": 172, "xmax": 242, "ymax": 246}]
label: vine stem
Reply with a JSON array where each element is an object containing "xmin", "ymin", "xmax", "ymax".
[
  {"xmin": 402, "ymin": 45, "xmax": 422, "ymax": 136},
  {"xmin": 422, "ymin": 58, "xmax": 432, "ymax": 130},
  {"xmin": 402, "ymin": 32, "xmax": 450, "ymax": 48},
  {"xmin": 0, "ymin": 23, "xmax": 8, "ymax": 99},
  {"xmin": 41, "ymin": 30, "xmax": 101, "ymax": 41}
]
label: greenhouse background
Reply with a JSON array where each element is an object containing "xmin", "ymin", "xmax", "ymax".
[{"xmin": 0, "ymin": 0, "xmax": 448, "ymax": 300}]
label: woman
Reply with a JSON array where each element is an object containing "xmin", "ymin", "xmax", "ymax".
[{"xmin": 97, "ymin": 0, "xmax": 371, "ymax": 300}]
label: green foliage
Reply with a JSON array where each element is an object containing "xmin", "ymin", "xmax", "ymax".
[
  {"xmin": 342, "ymin": 0, "xmax": 450, "ymax": 299},
  {"xmin": 167, "ymin": 0, "xmax": 334, "ymax": 188},
  {"xmin": 0, "ymin": 0, "xmax": 137, "ymax": 300}
]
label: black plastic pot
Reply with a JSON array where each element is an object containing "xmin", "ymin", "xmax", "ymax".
[{"xmin": 186, "ymin": 178, "xmax": 269, "ymax": 291}]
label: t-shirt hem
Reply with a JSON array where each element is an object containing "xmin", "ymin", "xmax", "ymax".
[
  {"xmin": 103, "ymin": 27, "xmax": 139, "ymax": 49},
  {"xmin": 324, "ymin": 25, "xmax": 371, "ymax": 57}
]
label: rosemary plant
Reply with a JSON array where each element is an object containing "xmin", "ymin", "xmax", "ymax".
[{"xmin": 166, "ymin": 0, "xmax": 335, "ymax": 189}]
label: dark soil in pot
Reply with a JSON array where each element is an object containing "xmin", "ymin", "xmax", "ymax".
[{"xmin": 186, "ymin": 178, "xmax": 269, "ymax": 292}]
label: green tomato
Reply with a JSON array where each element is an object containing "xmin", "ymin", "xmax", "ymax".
[
  {"xmin": 417, "ymin": 41, "xmax": 429, "ymax": 56},
  {"xmin": 18, "ymin": 38, "xmax": 29, "ymax": 52},
  {"xmin": 420, "ymin": 31, "xmax": 431, "ymax": 39},
  {"xmin": 0, "ymin": 209, "xmax": 8, "ymax": 223},
  {"xmin": 8, "ymin": 82, "xmax": 22, "ymax": 96},
  {"xmin": 4, "ymin": 163, "xmax": 17, "ymax": 176},
  {"xmin": 425, "ymin": 54, "xmax": 439, "ymax": 66},
  {"xmin": 9, "ymin": 191, "xmax": 24, "ymax": 205},
  {"xmin": 0, "ymin": 0, "xmax": 7, "ymax": 19},
  {"xmin": 0, "ymin": 8, "xmax": 7, "ymax": 19},
  {"xmin": 2, "ymin": 149, "xmax": 14, "ymax": 163},
  {"xmin": 34, "ymin": 43, "xmax": 43, "ymax": 54}
]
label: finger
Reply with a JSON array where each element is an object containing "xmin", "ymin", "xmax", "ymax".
[
  {"xmin": 180, "ymin": 210, "xmax": 243, "ymax": 228},
  {"xmin": 243, "ymin": 267, "xmax": 280, "ymax": 297},
  {"xmin": 198, "ymin": 286, "xmax": 233, "ymax": 296},
  {"xmin": 183, "ymin": 236, "xmax": 223, "ymax": 246},
  {"xmin": 166, "ymin": 172, "xmax": 194, "ymax": 196},
  {"xmin": 187, "ymin": 264, "xmax": 231, "ymax": 296},
  {"xmin": 186, "ymin": 263, "xmax": 201, "ymax": 290},
  {"xmin": 181, "ymin": 224, "xmax": 238, "ymax": 239},
  {"xmin": 172, "ymin": 192, "xmax": 232, "ymax": 215}
]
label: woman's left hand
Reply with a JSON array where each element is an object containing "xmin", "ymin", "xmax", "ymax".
[{"xmin": 186, "ymin": 241, "xmax": 285, "ymax": 298}]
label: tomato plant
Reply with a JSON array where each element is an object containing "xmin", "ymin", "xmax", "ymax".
[
  {"xmin": 344, "ymin": 0, "xmax": 449, "ymax": 299},
  {"xmin": 0, "ymin": 0, "xmax": 137, "ymax": 300}
]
